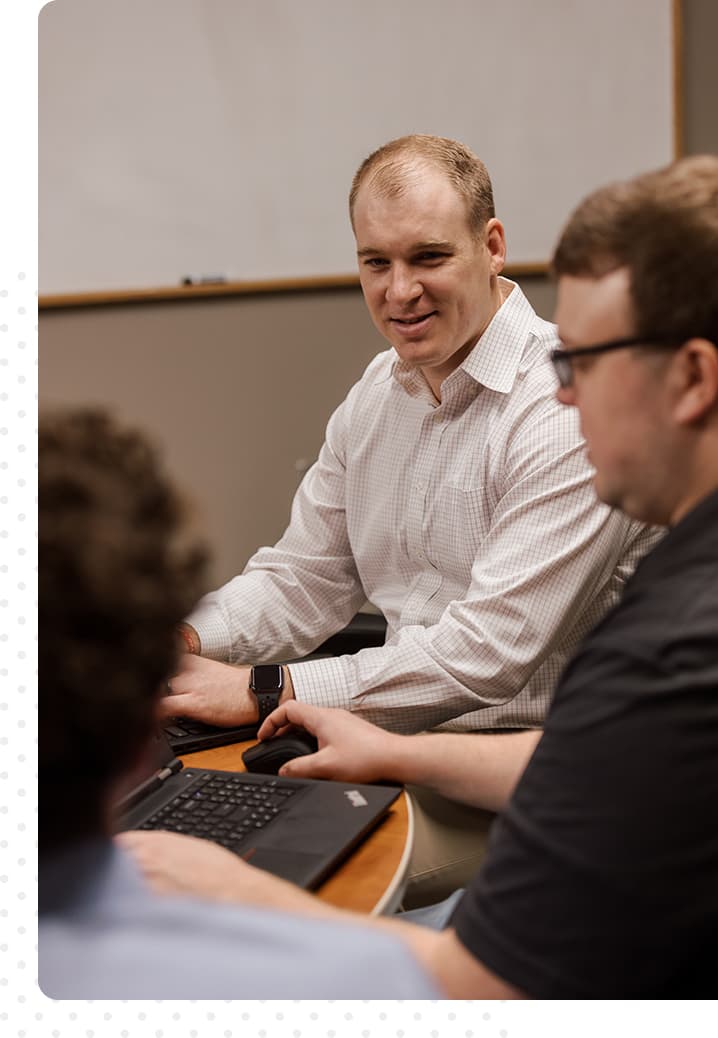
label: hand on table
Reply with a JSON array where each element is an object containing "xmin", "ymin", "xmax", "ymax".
[{"xmin": 258, "ymin": 700, "xmax": 401, "ymax": 784}]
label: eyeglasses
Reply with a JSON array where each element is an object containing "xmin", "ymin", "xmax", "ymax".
[{"xmin": 550, "ymin": 335, "xmax": 684, "ymax": 389}]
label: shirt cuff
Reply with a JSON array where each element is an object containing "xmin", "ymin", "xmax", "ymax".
[
  {"xmin": 186, "ymin": 600, "xmax": 234, "ymax": 661},
  {"xmin": 287, "ymin": 655, "xmax": 355, "ymax": 710}
]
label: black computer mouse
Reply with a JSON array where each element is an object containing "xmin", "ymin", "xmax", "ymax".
[{"xmin": 242, "ymin": 729, "xmax": 319, "ymax": 775}]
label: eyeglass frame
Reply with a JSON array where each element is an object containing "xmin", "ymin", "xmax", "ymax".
[{"xmin": 550, "ymin": 334, "xmax": 686, "ymax": 389}]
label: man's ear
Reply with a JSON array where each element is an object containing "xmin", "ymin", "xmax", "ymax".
[
  {"xmin": 485, "ymin": 218, "xmax": 506, "ymax": 276},
  {"xmin": 672, "ymin": 338, "xmax": 718, "ymax": 425}
]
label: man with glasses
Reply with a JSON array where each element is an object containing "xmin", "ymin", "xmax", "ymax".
[{"xmin": 124, "ymin": 155, "xmax": 718, "ymax": 996}]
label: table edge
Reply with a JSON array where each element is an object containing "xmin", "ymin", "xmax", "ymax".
[{"xmin": 370, "ymin": 791, "xmax": 414, "ymax": 916}]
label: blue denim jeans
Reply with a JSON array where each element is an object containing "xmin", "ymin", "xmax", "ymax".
[{"xmin": 397, "ymin": 888, "xmax": 465, "ymax": 930}]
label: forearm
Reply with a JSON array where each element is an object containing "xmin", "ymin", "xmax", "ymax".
[
  {"xmin": 266, "ymin": 699, "xmax": 541, "ymax": 812},
  {"xmin": 206, "ymin": 861, "xmax": 519, "ymax": 998},
  {"xmin": 386, "ymin": 729, "xmax": 542, "ymax": 812},
  {"xmin": 119, "ymin": 825, "xmax": 517, "ymax": 998},
  {"xmin": 226, "ymin": 858, "xmax": 350, "ymax": 921},
  {"xmin": 187, "ymin": 563, "xmax": 364, "ymax": 664},
  {"xmin": 187, "ymin": 401, "xmax": 368, "ymax": 663}
]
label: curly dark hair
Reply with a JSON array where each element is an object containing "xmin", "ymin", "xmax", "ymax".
[{"xmin": 39, "ymin": 408, "xmax": 208, "ymax": 850}]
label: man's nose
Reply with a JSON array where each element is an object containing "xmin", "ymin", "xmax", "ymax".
[
  {"xmin": 386, "ymin": 264, "xmax": 422, "ymax": 305},
  {"xmin": 555, "ymin": 383, "xmax": 576, "ymax": 407}
]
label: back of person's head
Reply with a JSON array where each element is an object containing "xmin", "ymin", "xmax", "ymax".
[
  {"xmin": 349, "ymin": 133, "xmax": 495, "ymax": 235},
  {"xmin": 39, "ymin": 408, "xmax": 207, "ymax": 852},
  {"xmin": 552, "ymin": 154, "xmax": 718, "ymax": 347}
]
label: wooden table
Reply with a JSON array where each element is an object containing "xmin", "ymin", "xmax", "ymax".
[{"xmin": 181, "ymin": 740, "xmax": 414, "ymax": 916}]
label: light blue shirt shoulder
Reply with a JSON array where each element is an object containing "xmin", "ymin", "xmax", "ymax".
[{"xmin": 39, "ymin": 841, "xmax": 438, "ymax": 999}]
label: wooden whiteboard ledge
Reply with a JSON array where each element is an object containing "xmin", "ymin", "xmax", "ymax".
[{"xmin": 39, "ymin": 264, "xmax": 548, "ymax": 311}]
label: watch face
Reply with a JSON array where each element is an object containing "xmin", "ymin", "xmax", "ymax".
[{"xmin": 251, "ymin": 665, "xmax": 284, "ymax": 693}]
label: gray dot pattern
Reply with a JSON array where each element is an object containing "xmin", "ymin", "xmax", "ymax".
[{"xmin": 5, "ymin": 3, "xmax": 687, "ymax": 1030}]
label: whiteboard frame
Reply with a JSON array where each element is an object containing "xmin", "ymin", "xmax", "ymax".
[{"xmin": 39, "ymin": 0, "xmax": 682, "ymax": 307}]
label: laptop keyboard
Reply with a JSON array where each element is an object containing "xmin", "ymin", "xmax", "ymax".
[
  {"xmin": 162, "ymin": 717, "xmax": 226, "ymax": 738},
  {"xmin": 138, "ymin": 771, "xmax": 301, "ymax": 852}
]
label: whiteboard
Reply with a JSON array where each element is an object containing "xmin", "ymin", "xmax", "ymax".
[{"xmin": 39, "ymin": 0, "xmax": 676, "ymax": 295}]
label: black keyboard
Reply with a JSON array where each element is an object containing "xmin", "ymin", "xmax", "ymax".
[
  {"xmin": 163, "ymin": 718, "xmax": 227, "ymax": 738},
  {"xmin": 138, "ymin": 771, "xmax": 300, "ymax": 852},
  {"xmin": 161, "ymin": 716, "xmax": 258, "ymax": 753}
]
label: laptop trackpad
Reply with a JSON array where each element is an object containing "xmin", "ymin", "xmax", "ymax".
[
  {"xmin": 240, "ymin": 819, "xmax": 345, "ymax": 886},
  {"xmin": 241, "ymin": 846, "xmax": 327, "ymax": 885},
  {"xmin": 259, "ymin": 817, "xmax": 344, "ymax": 854}
]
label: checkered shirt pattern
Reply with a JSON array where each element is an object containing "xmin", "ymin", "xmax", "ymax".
[{"xmin": 189, "ymin": 281, "xmax": 661, "ymax": 733}]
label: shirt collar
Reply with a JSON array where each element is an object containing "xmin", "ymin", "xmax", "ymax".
[
  {"xmin": 391, "ymin": 278, "xmax": 537, "ymax": 401},
  {"xmin": 458, "ymin": 278, "xmax": 536, "ymax": 393}
]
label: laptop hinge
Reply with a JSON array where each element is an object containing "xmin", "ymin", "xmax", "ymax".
[
  {"xmin": 159, "ymin": 758, "xmax": 183, "ymax": 780},
  {"xmin": 116, "ymin": 755, "xmax": 183, "ymax": 814}
]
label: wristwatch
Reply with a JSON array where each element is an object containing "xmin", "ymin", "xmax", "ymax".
[{"xmin": 249, "ymin": 664, "xmax": 284, "ymax": 723}]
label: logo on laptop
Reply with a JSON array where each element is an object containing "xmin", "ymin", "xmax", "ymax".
[{"xmin": 344, "ymin": 790, "xmax": 368, "ymax": 807}]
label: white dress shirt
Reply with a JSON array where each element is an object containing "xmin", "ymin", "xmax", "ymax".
[{"xmin": 190, "ymin": 280, "xmax": 660, "ymax": 733}]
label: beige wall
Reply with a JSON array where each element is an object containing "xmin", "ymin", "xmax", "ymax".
[
  {"xmin": 683, "ymin": 0, "xmax": 718, "ymax": 155},
  {"xmin": 41, "ymin": 289, "xmax": 382, "ymax": 586},
  {"xmin": 40, "ymin": 274, "xmax": 557, "ymax": 587},
  {"xmin": 40, "ymin": 0, "xmax": 715, "ymax": 588}
]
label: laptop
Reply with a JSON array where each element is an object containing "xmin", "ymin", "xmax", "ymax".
[
  {"xmin": 118, "ymin": 731, "xmax": 400, "ymax": 889},
  {"xmin": 162, "ymin": 716, "xmax": 258, "ymax": 754}
]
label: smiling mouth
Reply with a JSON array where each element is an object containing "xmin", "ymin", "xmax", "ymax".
[{"xmin": 390, "ymin": 311, "xmax": 437, "ymax": 327}]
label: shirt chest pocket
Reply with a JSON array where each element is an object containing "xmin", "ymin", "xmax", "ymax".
[{"xmin": 430, "ymin": 484, "xmax": 492, "ymax": 582}]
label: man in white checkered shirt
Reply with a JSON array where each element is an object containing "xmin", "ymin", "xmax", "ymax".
[{"xmin": 161, "ymin": 135, "xmax": 660, "ymax": 901}]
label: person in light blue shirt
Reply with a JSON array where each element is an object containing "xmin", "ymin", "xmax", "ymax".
[
  {"xmin": 38, "ymin": 408, "xmax": 438, "ymax": 1000},
  {"xmin": 40, "ymin": 839, "xmax": 433, "ymax": 999}
]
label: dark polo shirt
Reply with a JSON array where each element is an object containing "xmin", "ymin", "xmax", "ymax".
[{"xmin": 452, "ymin": 490, "xmax": 718, "ymax": 997}]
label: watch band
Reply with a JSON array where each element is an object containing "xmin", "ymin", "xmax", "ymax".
[
  {"xmin": 254, "ymin": 688, "xmax": 282, "ymax": 724},
  {"xmin": 249, "ymin": 664, "xmax": 284, "ymax": 724}
]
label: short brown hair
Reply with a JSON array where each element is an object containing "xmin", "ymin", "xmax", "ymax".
[
  {"xmin": 349, "ymin": 134, "xmax": 495, "ymax": 235},
  {"xmin": 552, "ymin": 155, "xmax": 718, "ymax": 344},
  {"xmin": 39, "ymin": 408, "xmax": 208, "ymax": 849}
]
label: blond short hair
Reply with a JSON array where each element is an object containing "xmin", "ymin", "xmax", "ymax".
[{"xmin": 349, "ymin": 134, "xmax": 495, "ymax": 235}]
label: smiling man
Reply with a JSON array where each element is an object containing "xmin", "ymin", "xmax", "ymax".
[
  {"xmin": 352, "ymin": 147, "xmax": 507, "ymax": 395},
  {"xmin": 124, "ymin": 154, "xmax": 718, "ymax": 998},
  {"xmin": 163, "ymin": 135, "xmax": 657, "ymax": 903}
]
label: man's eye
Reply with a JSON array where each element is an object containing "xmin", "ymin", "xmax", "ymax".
[
  {"xmin": 572, "ymin": 354, "xmax": 594, "ymax": 373},
  {"xmin": 416, "ymin": 252, "xmax": 446, "ymax": 263},
  {"xmin": 364, "ymin": 257, "xmax": 388, "ymax": 268}
]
